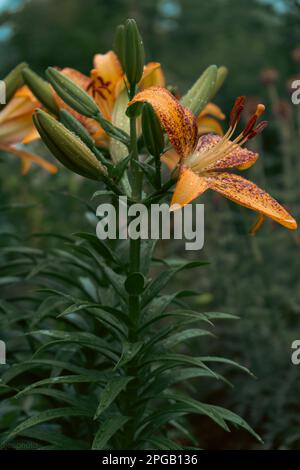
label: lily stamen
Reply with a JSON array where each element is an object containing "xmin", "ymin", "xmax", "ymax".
[{"xmin": 190, "ymin": 100, "xmax": 267, "ymax": 172}]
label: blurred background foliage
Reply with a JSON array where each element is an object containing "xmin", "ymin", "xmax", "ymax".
[{"xmin": 1, "ymin": 0, "xmax": 300, "ymax": 449}]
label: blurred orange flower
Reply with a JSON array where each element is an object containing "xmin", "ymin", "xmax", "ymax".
[{"xmin": 0, "ymin": 86, "xmax": 57, "ymax": 174}]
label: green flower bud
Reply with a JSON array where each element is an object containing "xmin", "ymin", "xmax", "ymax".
[
  {"xmin": 46, "ymin": 67, "xmax": 99, "ymax": 117},
  {"xmin": 59, "ymin": 109, "xmax": 95, "ymax": 150},
  {"xmin": 142, "ymin": 102, "xmax": 164, "ymax": 158},
  {"xmin": 213, "ymin": 66, "xmax": 228, "ymax": 96},
  {"xmin": 22, "ymin": 67, "xmax": 58, "ymax": 115},
  {"xmin": 1, "ymin": 62, "xmax": 28, "ymax": 107},
  {"xmin": 124, "ymin": 19, "xmax": 145, "ymax": 86},
  {"xmin": 180, "ymin": 65, "xmax": 217, "ymax": 115},
  {"xmin": 47, "ymin": 67, "xmax": 130, "ymax": 147},
  {"xmin": 114, "ymin": 24, "xmax": 126, "ymax": 69},
  {"xmin": 33, "ymin": 109, "xmax": 106, "ymax": 180}
]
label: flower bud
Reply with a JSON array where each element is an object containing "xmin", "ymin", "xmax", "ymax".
[
  {"xmin": 114, "ymin": 24, "xmax": 126, "ymax": 69},
  {"xmin": 33, "ymin": 109, "xmax": 106, "ymax": 180},
  {"xmin": 1, "ymin": 62, "xmax": 28, "ymax": 106},
  {"xmin": 213, "ymin": 66, "xmax": 228, "ymax": 96},
  {"xmin": 180, "ymin": 64, "xmax": 217, "ymax": 115},
  {"xmin": 59, "ymin": 109, "xmax": 95, "ymax": 150},
  {"xmin": 142, "ymin": 102, "xmax": 164, "ymax": 157},
  {"xmin": 123, "ymin": 19, "xmax": 145, "ymax": 87},
  {"xmin": 22, "ymin": 67, "xmax": 58, "ymax": 115},
  {"xmin": 46, "ymin": 67, "xmax": 99, "ymax": 117}
]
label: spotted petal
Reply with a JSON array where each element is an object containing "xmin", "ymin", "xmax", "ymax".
[
  {"xmin": 204, "ymin": 171, "xmax": 297, "ymax": 230},
  {"xmin": 170, "ymin": 168, "xmax": 209, "ymax": 209},
  {"xmin": 128, "ymin": 86, "xmax": 198, "ymax": 158},
  {"xmin": 92, "ymin": 51, "xmax": 124, "ymax": 116},
  {"xmin": 195, "ymin": 134, "xmax": 258, "ymax": 171}
]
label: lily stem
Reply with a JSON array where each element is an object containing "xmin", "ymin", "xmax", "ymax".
[{"xmin": 122, "ymin": 83, "xmax": 145, "ymax": 449}]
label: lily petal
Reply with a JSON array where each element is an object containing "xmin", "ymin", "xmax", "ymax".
[
  {"xmin": 161, "ymin": 149, "xmax": 180, "ymax": 172},
  {"xmin": 92, "ymin": 51, "xmax": 124, "ymax": 116},
  {"xmin": 0, "ymin": 115, "xmax": 36, "ymax": 145},
  {"xmin": 0, "ymin": 143, "xmax": 58, "ymax": 174},
  {"xmin": 194, "ymin": 134, "xmax": 258, "ymax": 171},
  {"xmin": 128, "ymin": 86, "xmax": 198, "ymax": 158},
  {"xmin": 0, "ymin": 86, "xmax": 38, "ymax": 122},
  {"xmin": 199, "ymin": 102, "xmax": 225, "ymax": 120},
  {"xmin": 93, "ymin": 51, "xmax": 123, "ymax": 83},
  {"xmin": 170, "ymin": 167, "xmax": 209, "ymax": 209},
  {"xmin": 197, "ymin": 116, "xmax": 224, "ymax": 136},
  {"xmin": 22, "ymin": 127, "xmax": 40, "ymax": 144},
  {"xmin": 204, "ymin": 171, "xmax": 297, "ymax": 230},
  {"xmin": 139, "ymin": 62, "xmax": 166, "ymax": 89}
]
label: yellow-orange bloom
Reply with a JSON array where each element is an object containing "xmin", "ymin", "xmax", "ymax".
[
  {"xmin": 128, "ymin": 88, "xmax": 297, "ymax": 231},
  {"xmin": 198, "ymin": 102, "xmax": 225, "ymax": 135},
  {"xmin": 53, "ymin": 51, "xmax": 165, "ymax": 146},
  {"xmin": 0, "ymin": 86, "xmax": 57, "ymax": 174}
]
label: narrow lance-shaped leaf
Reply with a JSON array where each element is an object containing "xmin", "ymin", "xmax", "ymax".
[{"xmin": 94, "ymin": 376, "xmax": 133, "ymax": 419}]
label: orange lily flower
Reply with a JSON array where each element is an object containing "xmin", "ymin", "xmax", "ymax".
[
  {"xmin": 128, "ymin": 87, "xmax": 297, "ymax": 231},
  {"xmin": 54, "ymin": 51, "xmax": 165, "ymax": 146},
  {"xmin": 197, "ymin": 102, "xmax": 225, "ymax": 136},
  {"xmin": 0, "ymin": 86, "xmax": 57, "ymax": 174}
]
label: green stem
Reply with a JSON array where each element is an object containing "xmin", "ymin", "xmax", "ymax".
[
  {"xmin": 121, "ymin": 84, "xmax": 145, "ymax": 449},
  {"xmin": 129, "ymin": 86, "xmax": 143, "ymax": 201}
]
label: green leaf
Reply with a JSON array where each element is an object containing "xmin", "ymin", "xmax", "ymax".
[
  {"xmin": 141, "ymin": 261, "xmax": 208, "ymax": 307},
  {"xmin": 86, "ymin": 248, "xmax": 127, "ymax": 300},
  {"xmin": 161, "ymin": 328, "xmax": 214, "ymax": 349},
  {"xmin": 94, "ymin": 376, "xmax": 133, "ymax": 419},
  {"xmin": 17, "ymin": 387, "xmax": 91, "ymax": 409},
  {"xmin": 145, "ymin": 436, "xmax": 183, "ymax": 450},
  {"xmin": 142, "ymin": 353, "xmax": 216, "ymax": 377},
  {"xmin": 1, "ymin": 408, "xmax": 92, "ymax": 447},
  {"xmin": 74, "ymin": 232, "xmax": 121, "ymax": 266},
  {"xmin": 30, "ymin": 330, "xmax": 119, "ymax": 362},
  {"xmin": 204, "ymin": 312, "xmax": 239, "ymax": 321},
  {"xmin": 199, "ymin": 356, "xmax": 254, "ymax": 377},
  {"xmin": 110, "ymin": 153, "xmax": 131, "ymax": 181},
  {"xmin": 164, "ymin": 393, "xmax": 231, "ymax": 429},
  {"xmin": 135, "ymin": 160, "xmax": 159, "ymax": 189},
  {"xmin": 140, "ymin": 240, "xmax": 157, "ymax": 276},
  {"xmin": 208, "ymin": 405, "xmax": 262, "ymax": 443},
  {"xmin": 2, "ymin": 359, "xmax": 107, "ymax": 384},
  {"xmin": 141, "ymin": 367, "xmax": 229, "ymax": 398},
  {"xmin": 19, "ymin": 428, "xmax": 89, "ymax": 450},
  {"xmin": 141, "ymin": 308, "xmax": 212, "ymax": 332},
  {"xmin": 137, "ymin": 402, "xmax": 228, "ymax": 439},
  {"xmin": 92, "ymin": 415, "xmax": 129, "ymax": 449},
  {"xmin": 115, "ymin": 341, "xmax": 143, "ymax": 369},
  {"xmin": 91, "ymin": 189, "xmax": 116, "ymax": 200},
  {"xmin": 14, "ymin": 375, "xmax": 105, "ymax": 400},
  {"xmin": 57, "ymin": 303, "xmax": 127, "ymax": 336}
]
